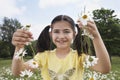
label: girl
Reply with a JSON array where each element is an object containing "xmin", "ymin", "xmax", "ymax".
[{"xmin": 12, "ymin": 15, "xmax": 111, "ymax": 80}]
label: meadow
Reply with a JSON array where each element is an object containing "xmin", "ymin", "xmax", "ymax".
[{"xmin": 0, "ymin": 56, "xmax": 120, "ymax": 80}]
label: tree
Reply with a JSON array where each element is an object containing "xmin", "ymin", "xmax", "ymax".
[
  {"xmin": 0, "ymin": 17, "xmax": 22, "ymax": 58},
  {"xmin": 93, "ymin": 8, "xmax": 120, "ymax": 56},
  {"xmin": 0, "ymin": 17, "xmax": 22, "ymax": 42},
  {"xmin": 0, "ymin": 40, "xmax": 11, "ymax": 58}
]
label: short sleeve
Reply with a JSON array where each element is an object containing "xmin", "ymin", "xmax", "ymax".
[{"xmin": 34, "ymin": 51, "xmax": 48, "ymax": 68}]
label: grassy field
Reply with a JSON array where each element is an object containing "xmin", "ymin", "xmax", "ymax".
[
  {"xmin": 0, "ymin": 56, "xmax": 120, "ymax": 79},
  {"xmin": 0, "ymin": 58, "xmax": 12, "ymax": 68},
  {"xmin": 0, "ymin": 56, "xmax": 120, "ymax": 71},
  {"xmin": 111, "ymin": 56, "xmax": 120, "ymax": 71}
]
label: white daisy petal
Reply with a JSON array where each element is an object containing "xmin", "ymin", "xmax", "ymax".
[
  {"xmin": 28, "ymin": 59, "xmax": 39, "ymax": 69},
  {"xmin": 14, "ymin": 48, "xmax": 25, "ymax": 59},
  {"xmin": 83, "ymin": 55, "xmax": 99, "ymax": 68},
  {"xmin": 22, "ymin": 50, "xmax": 27, "ymax": 57},
  {"xmin": 79, "ymin": 10, "xmax": 94, "ymax": 40},
  {"xmin": 20, "ymin": 69, "xmax": 33, "ymax": 78}
]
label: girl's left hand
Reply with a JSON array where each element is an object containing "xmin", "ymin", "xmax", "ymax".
[{"xmin": 77, "ymin": 20, "xmax": 100, "ymax": 39}]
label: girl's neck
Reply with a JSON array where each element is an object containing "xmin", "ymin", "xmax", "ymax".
[
  {"xmin": 55, "ymin": 47, "xmax": 71, "ymax": 59},
  {"xmin": 56, "ymin": 47, "xmax": 71, "ymax": 55}
]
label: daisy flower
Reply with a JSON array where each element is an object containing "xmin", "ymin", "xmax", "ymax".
[
  {"xmin": 22, "ymin": 50, "xmax": 27, "ymax": 57},
  {"xmin": 28, "ymin": 59, "xmax": 39, "ymax": 69},
  {"xmin": 78, "ymin": 7, "xmax": 94, "ymax": 40},
  {"xmin": 25, "ymin": 25, "xmax": 31, "ymax": 30},
  {"xmin": 79, "ymin": 13, "xmax": 90, "ymax": 26},
  {"xmin": 88, "ymin": 71, "xmax": 97, "ymax": 80},
  {"xmin": 83, "ymin": 55, "xmax": 99, "ymax": 68},
  {"xmin": 89, "ymin": 77, "xmax": 95, "ymax": 80},
  {"xmin": 81, "ymin": 29, "xmax": 94, "ymax": 40},
  {"xmin": 14, "ymin": 48, "xmax": 27, "ymax": 59},
  {"xmin": 22, "ymin": 24, "xmax": 31, "ymax": 31},
  {"xmin": 20, "ymin": 69, "xmax": 33, "ymax": 78},
  {"xmin": 78, "ymin": 6, "xmax": 93, "ymax": 26}
]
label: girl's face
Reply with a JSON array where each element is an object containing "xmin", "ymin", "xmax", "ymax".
[{"xmin": 51, "ymin": 21, "xmax": 75, "ymax": 49}]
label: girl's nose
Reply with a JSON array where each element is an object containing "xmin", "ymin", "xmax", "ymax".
[{"xmin": 58, "ymin": 33, "xmax": 65, "ymax": 38}]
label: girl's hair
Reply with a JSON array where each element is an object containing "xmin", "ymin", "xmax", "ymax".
[{"xmin": 36, "ymin": 15, "xmax": 88, "ymax": 55}]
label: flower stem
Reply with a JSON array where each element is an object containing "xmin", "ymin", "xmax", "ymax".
[{"xmin": 30, "ymin": 44, "xmax": 35, "ymax": 57}]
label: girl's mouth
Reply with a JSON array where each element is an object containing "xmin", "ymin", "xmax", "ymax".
[{"xmin": 56, "ymin": 40, "xmax": 67, "ymax": 44}]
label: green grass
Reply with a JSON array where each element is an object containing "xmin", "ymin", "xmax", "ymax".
[
  {"xmin": 0, "ymin": 57, "xmax": 32, "ymax": 69},
  {"xmin": 0, "ymin": 56, "xmax": 120, "ymax": 71},
  {"xmin": 111, "ymin": 56, "xmax": 120, "ymax": 71},
  {"xmin": 0, "ymin": 59, "xmax": 12, "ymax": 68}
]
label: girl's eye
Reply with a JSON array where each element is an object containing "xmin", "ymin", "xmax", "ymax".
[
  {"xmin": 52, "ymin": 29, "xmax": 72, "ymax": 34},
  {"xmin": 53, "ymin": 30, "xmax": 59, "ymax": 33}
]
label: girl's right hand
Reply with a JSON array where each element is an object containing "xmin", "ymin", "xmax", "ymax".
[{"xmin": 12, "ymin": 29, "xmax": 33, "ymax": 50}]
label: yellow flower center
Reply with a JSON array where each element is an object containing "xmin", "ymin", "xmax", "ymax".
[
  {"xmin": 82, "ymin": 14, "xmax": 88, "ymax": 19},
  {"xmin": 89, "ymin": 57, "xmax": 93, "ymax": 62},
  {"xmin": 26, "ymin": 25, "xmax": 31, "ymax": 28},
  {"xmin": 24, "ymin": 74, "xmax": 29, "ymax": 78},
  {"xmin": 33, "ymin": 62, "xmax": 36, "ymax": 65},
  {"xmin": 89, "ymin": 77, "xmax": 94, "ymax": 80}
]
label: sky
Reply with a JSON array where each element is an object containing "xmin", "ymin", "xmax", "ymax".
[{"xmin": 0, "ymin": 0, "xmax": 120, "ymax": 40}]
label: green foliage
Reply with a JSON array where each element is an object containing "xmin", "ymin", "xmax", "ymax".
[
  {"xmin": 0, "ymin": 17, "xmax": 22, "ymax": 42},
  {"xmin": 0, "ymin": 41, "xmax": 10, "ymax": 58},
  {"xmin": 24, "ymin": 40, "xmax": 37, "ymax": 56},
  {"xmin": 0, "ymin": 17, "xmax": 22, "ymax": 58},
  {"xmin": 93, "ymin": 8, "xmax": 120, "ymax": 56}
]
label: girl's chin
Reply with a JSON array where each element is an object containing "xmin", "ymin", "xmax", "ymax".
[
  {"xmin": 56, "ymin": 45, "xmax": 68, "ymax": 49},
  {"xmin": 55, "ymin": 42, "xmax": 69, "ymax": 48}
]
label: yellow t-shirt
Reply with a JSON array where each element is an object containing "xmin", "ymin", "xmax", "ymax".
[{"xmin": 34, "ymin": 49, "xmax": 86, "ymax": 80}]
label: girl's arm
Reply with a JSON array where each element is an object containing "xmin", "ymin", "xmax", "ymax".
[
  {"xmin": 12, "ymin": 55, "xmax": 33, "ymax": 76},
  {"xmin": 78, "ymin": 21, "xmax": 111, "ymax": 73},
  {"xmin": 92, "ymin": 31, "xmax": 111, "ymax": 73},
  {"xmin": 11, "ymin": 29, "xmax": 33, "ymax": 76},
  {"xmin": 87, "ymin": 21, "xmax": 111, "ymax": 73}
]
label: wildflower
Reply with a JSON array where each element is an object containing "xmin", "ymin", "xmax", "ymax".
[
  {"xmin": 79, "ymin": 13, "xmax": 90, "ymax": 26},
  {"xmin": 89, "ymin": 77, "xmax": 94, "ymax": 80},
  {"xmin": 79, "ymin": 12, "xmax": 94, "ymax": 39},
  {"xmin": 81, "ymin": 29, "xmax": 94, "ymax": 40},
  {"xmin": 83, "ymin": 55, "xmax": 98, "ymax": 68},
  {"xmin": 22, "ymin": 50, "xmax": 27, "ymax": 57},
  {"xmin": 80, "ymin": 13, "xmax": 94, "ymax": 39},
  {"xmin": 88, "ymin": 71, "xmax": 97, "ymax": 80},
  {"xmin": 25, "ymin": 24, "xmax": 31, "ymax": 30},
  {"xmin": 14, "ymin": 48, "xmax": 27, "ymax": 59},
  {"xmin": 28, "ymin": 59, "xmax": 39, "ymax": 69},
  {"xmin": 20, "ymin": 69, "xmax": 33, "ymax": 78},
  {"xmin": 22, "ymin": 24, "xmax": 31, "ymax": 31}
]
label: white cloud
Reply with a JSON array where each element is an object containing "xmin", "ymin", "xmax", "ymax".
[
  {"xmin": 0, "ymin": 0, "xmax": 26, "ymax": 17},
  {"xmin": 39, "ymin": 0, "xmax": 79, "ymax": 8}
]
